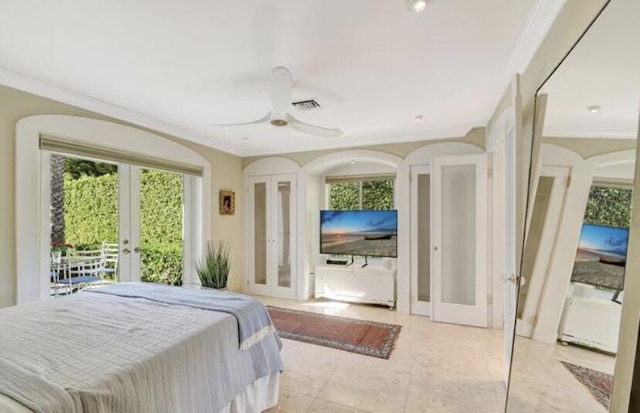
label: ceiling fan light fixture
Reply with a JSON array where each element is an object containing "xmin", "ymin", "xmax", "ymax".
[{"xmin": 406, "ymin": 0, "xmax": 428, "ymax": 13}]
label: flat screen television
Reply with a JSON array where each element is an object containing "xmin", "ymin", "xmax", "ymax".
[
  {"xmin": 571, "ymin": 223, "xmax": 629, "ymax": 290},
  {"xmin": 320, "ymin": 210, "xmax": 398, "ymax": 258}
]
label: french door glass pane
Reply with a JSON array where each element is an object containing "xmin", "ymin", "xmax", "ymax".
[
  {"xmin": 140, "ymin": 169, "xmax": 183, "ymax": 285},
  {"xmin": 517, "ymin": 176, "xmax": 554, "ymax": 317},
  {"xmin": 277, "ymin": 181, "xmax": 292, "ymax": 288},
  {"xmin": 254, "ymin": 182, "xmax": 267, "ymax": 285},
  {"xmin": 417, "ymin": 173, "xmax": 431, "ymax": 302},
  {"xmin": 441, "ymin": 164, "xmax": 476, "ymax": 306}
]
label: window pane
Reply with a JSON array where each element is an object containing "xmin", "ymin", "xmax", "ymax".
[
  {"xmin": 329, "ymin": 182, "xmax": 360, "ymax": 210},
  {"xmin": 362, "ymin": 180, "xmax": 394, "ymax": 210}
]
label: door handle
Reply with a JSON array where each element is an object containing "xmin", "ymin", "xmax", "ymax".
[{"xmin": 122, "ymin": 248, "xmax": 131, "ymax": 255}]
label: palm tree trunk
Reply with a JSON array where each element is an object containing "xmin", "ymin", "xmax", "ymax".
[{"xmin": 50, "ymin": 154, "xmax": 66, "ymax": 245}]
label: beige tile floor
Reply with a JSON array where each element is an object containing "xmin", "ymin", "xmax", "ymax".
[
  {"xmin": 506, "ymin": 337, "xmax": 615, "ymax": 412},
  {"xmin": 258, "ymin": 296, "xmax": 507, "ymax": 413}
]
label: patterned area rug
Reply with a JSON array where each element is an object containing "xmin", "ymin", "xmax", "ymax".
[
  {"xmin": 267, "ymin": 306, "xmax": 401, "ymax": 359},
  {"xmin": 562, "ymin": 361, "xmax": 613, "ymax": 408}
]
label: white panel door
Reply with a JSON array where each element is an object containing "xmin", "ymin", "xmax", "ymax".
[
  {"xmin": 410, "ymin": 165, "xmax": 432, "ymax": 316},
  {"xmin": 247, "ymin": 174, "xmax": 297, "ymax": 299},
  {"xmin": 432, "ymin": 154, "xmax": 488, "ymax": 327}
]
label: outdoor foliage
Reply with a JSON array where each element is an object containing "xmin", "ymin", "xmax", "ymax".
[
  {"xmin": 362, "ymin": 180, "xmax": 394, "ymax": 210},
  {"xmin": 65, "ymin": 158, "xmax": 118, "ymax": 179},
  {"xmin": 329, "ymin": 180, "xmax": 394, "ymax": 210},
  {"xmin": 64, "ymin": 173, "xmax": 119, "ymax": 247},
  {"xmin": 583, "ymin": 186, "xmax": 632, "ymax": 228},
  {"xmin": 140, "ymin": 170, "xmax": 183, "ymax": 244},
  {"xmin": 329, "ymin": 182, "xmax": 360, "ymax": 210},
  {"xmin": 141, "ymin": 243, "xmax": 183, "ymax": 286}
]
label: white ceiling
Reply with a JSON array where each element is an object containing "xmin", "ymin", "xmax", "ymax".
[
  {"xmin": 541, "ymin": 0, "xmax": 640, "ymax": 140},
  {"xmin": 0, "ymin": 0, "xmax": 541, "ymax": 156}
]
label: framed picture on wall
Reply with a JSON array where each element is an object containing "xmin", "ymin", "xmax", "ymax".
[{"xmin": 219, "ymin": 191, "xmax": 235, "ymax": 215}]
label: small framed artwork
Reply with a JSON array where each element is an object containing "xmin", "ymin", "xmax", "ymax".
[{"xmin": 219, "ymin": 191, "xmax": 235, "ymax": 215}]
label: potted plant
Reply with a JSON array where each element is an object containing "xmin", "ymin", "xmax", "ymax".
[{"xmin": 195, "ymin": 241, "xmax": 230, "ymax": 289}]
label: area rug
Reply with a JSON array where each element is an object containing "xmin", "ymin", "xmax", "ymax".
[
  {"xmin": 267, "ymin": 306, "xmax": 401, "ymax": 359},
  {"xmin": 562, "ymin": 361, "xmax": 613, "ymax": 408}
]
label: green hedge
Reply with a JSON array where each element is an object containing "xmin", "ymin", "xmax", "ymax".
[
  {"xmin": 141, "ymin": 243, "xmax": 183, "ymax": 286},
  {"xmin": 63, "ymin": 170, "xmax": 183, "ymax": 285},
  {"xmin": 64, "ymin": 174, "xmax": 118, "ymax": 247},
  {"xmin": 584, "ymin": 186, "xmax": 632, "ymax": 228}
]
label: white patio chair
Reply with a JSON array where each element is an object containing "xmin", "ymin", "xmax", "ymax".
[
  {"xmin": 58, "ymin": 249, "xmax": 105, "ymax": 292},
  {"xmin": 100, "ymin": 241, "xmax": 119, "ymax": 280}
]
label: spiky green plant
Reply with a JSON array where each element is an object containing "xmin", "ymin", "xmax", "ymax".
[{"xmin": 195, "ymin": 241, "xmax": 230, "ymax": 289}]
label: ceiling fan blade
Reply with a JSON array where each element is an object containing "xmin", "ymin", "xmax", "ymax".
[
  {"xmin": 209, "ymin": 112, "xmax": 271, "ymax": 127},
  {"xmin": 287, "ymin": 114, "xmax": 343, "ymax": 138},
  {"xmin": 270, "ymin": 66, "xmax": 293, "ymax": 121}
]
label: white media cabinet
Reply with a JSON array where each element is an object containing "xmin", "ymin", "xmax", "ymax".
[
  {"xmin": 558, "ymin": 294, "xmax": 621, "ymax": 353},
  {"xmin": 314, "ymin": 264, "xmax": 396, "ymax": 308}
]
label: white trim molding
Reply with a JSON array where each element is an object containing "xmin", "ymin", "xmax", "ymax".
[
  {"xmin": 0, "ymin": 68, "xmax": 238, "ymax": 155},
  {"xmin": 15, "ymin": 115, "xmax": 211, "ymax": 303},
  {"xmin": 508, "ymin": 0, "xmax": 568, "ymax": 73}
]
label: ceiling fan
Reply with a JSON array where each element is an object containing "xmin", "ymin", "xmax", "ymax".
[{"xmin": 210, "ymin": 66, "xmax": 343, "ymax": 138}]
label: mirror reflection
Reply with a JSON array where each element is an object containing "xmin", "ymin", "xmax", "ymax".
[{"xmin": 507, "ymin": 0, "xmax": 639, "ymax": 411}]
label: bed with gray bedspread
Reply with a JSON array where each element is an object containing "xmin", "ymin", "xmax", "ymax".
[{"xmin": 0, "ymin": 283, "xmax": 283, "ymax": 413}]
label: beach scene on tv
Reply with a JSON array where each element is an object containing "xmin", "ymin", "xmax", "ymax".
[
  {"xmin": 571, "ymin": 223, "xmax": 629, "ymax": 289},
  {"xmin": 320, "ymin": 210, "xmax": 398, "ymax": 258}
]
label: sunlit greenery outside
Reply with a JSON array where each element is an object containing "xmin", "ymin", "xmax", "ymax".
[{"xmin": 583, "ymin": 186, "xmax": 632, "ymax": 228}]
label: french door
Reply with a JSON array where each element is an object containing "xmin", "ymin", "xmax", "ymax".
[
  {"xmin": 118, "ymin": 165, "xmax": 187, "ymax": 284},
  {"xmin": 247, "ymin": 174, "xmax": 297, "ymax": 299},
  {"xmin": 410, "ymin": 165, "xmax": 432, "ymax": 316},
  {"xmin": 431, "ymin": 154, "xmax": 488, "ymax": 327}
]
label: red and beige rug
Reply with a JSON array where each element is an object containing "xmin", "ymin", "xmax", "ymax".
[
  {"xmin": 562, "ymin": 361, "xmax": 613, "ymax": 408},
  {"xmin": 267, "ymin": 306, "xmax": 401, "ymax": 359}
]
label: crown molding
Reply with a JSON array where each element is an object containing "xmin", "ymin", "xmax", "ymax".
[
  {"xmin": 0, "ymin": 68, "xmax": 241, "ymax": 156},
  {"xmin": 544, "ymin": 125, "xmax": 637, "ymax": 139},
  {"xmin": 508, "ymin": 0, "xmax": 567, "ymax": 73}
]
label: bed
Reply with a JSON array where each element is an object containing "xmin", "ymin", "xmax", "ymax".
[{"xmin": 0, "ymin": 283, "xmax": 283, "ymax": 413}]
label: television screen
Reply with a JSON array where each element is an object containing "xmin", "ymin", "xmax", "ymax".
[
  {"xmin": 571, "ymin": 223, "xmax": 629, "ymax": 290},
  {"xmin": 320, "ymin": 210, "xmax": 398, "ymax": 258}
]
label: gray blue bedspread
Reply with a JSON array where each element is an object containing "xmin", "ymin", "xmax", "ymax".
[{"xmin": 84, "ymin": 282, "xmax": 278, "ymax": 350}]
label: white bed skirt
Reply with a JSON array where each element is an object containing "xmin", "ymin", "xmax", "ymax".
[{"xmin": 0, "ymin": 372, "xmax": 280, "ymax": 413}]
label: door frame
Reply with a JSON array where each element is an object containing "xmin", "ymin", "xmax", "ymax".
[
  {"xmin": 16, "ymin": 115, "xmax": 210, "ymax": 303},
  {"xmin": 410, "ymin": 164, "xmax": 432, "ymax": 316}
]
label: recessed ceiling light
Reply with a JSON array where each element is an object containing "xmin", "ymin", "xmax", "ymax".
[
  {"xmin": 350, "ymin": 160, "xmax": 356, "ymax": 164},
  {"xmin": 587, "ymin": 105, "xmax": 601, "ymax": 113},
  {"xmin": 242, "ymin": 137, "xmax": 249, "ymax": 142},
  {"xmin": 406, "ymin": 0, "xmax": 427, "ymax": 13},
  {"xmin": 415, "ymin": 115, "xmax": 424, "ymax": 122}
]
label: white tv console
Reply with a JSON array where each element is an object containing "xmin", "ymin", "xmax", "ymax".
[
  {"xmin": 558, "ymin": 293, "xmax": 621, "ymax": 354},
  {"xmin": 314, "ymin": 264, "xmax": 396, "ymax": 308}
]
